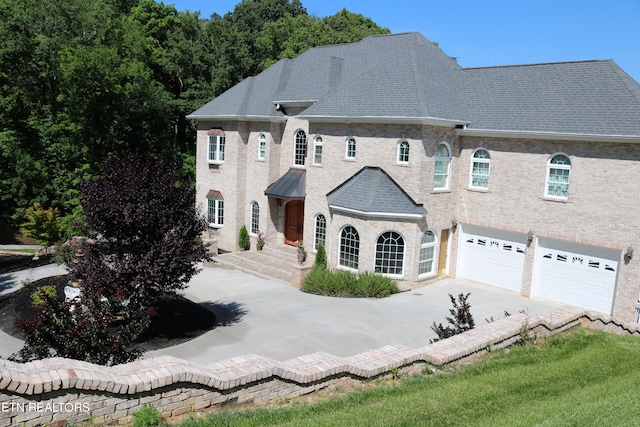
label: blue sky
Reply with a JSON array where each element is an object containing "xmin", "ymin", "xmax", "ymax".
[{"xmin": 161, "ymin": 0, "xmax": 640, "ymax": 83}]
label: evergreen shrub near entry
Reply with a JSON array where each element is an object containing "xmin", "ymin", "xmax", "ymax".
[{"xmin": 302, "ymin": 267, "xmax": 399, "ymax": 298}]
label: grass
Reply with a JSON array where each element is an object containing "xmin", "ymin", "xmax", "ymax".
[
  {"xmin": 172, "ymin": 329, "xmax": 640, "ymax": 426},
  {"xmin": 0, "ymin": 248, "xmax": 37, "ymax": 254}
]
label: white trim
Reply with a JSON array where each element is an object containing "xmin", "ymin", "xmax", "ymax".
[
  {"xmin": 418, "ymin": 229, "xmax": 438, "ymax": 277},
  {"xmin": 300, "ymin": 115, "xmax": 470, "ymax": 127},
  {"xmin": 329, "ymin": 205, "xmax": 424, "ymax": 219},
  {"xmin": 545, "ymin": 152, "xmax": 571, "ymax": 199},
  {"xmin": 397, "ymin": 140, "xmax": 410, "ymax": 164},
  {"xmin": 373, "ymin": 230, "xmax": 406, "ymax": 277},
  {"xmin": 313, "ymin": 136, "xmax": 323, "ymax": 165},
  {"xmin": 434, "ymin": 142, "xmax": 451, "ymax": 190},
  {"xmin": 207, "ymin": 135, "xmax": 226, "ymax": 163},
  {"xmin": 345, "ymin": 137, "xmax": 356, "ymax": 159},
  {"xmin": 257, "ymin": 134, "xmax": 266, "ymax": 159},
  {"xmin": 188, "ymin": 114, "xmax": 286, "ymax": 122},
  {"xmin": 457, "ymin": 128, "xmax": 640, "ymax": 143}
]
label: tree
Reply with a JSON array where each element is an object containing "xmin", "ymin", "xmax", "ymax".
[
  {"xmin": 19, "ymin": 203, "xmax": 61, "ymax": 253},
  {"xmin": 13, "ymin": 152, "xmax": 211, "ymax": 365}
]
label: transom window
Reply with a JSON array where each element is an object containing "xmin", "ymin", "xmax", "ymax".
[
  {"xmin": 206, "ymin": 191, "xmax": 224, "ymax": 227},
  {"xmin": 258, "ymin": 134, "xmax": 266, "ymax": 159},
  {"xmin": 397, "ymin": 140, "xmax": 410, "ymax": 163},
  {"xmin": 208, "ymin": 135, "xmax": 225, "ymax": 163},
  {"xmin": 346, "ymin": 138, "xmax": 356, "ymax": 159},
  {"xmin": 314, "ymin": 214, "xmax": 326, "ymax": 250},
  {"xmin": 339, "ymin": 226, "xmax": 359, "ymax": 270},
  {"xmin": 250, "ymin": 201, "xmax": 259, "ymax": 234},
  {"xmin": 434, "ymin": 142, "xmax": 451, "ymax": 190},
  {"xmin": 313, "ymin": 137, "xmax": 323, "ymax": 165},
  {"xmin": 294, "ymin": 130, "xmax": 307, "ymax": 166},
  {"xmin": 470, "ymin": 148, "xmax": 490, "ymax": 189},
  {"xmin": 418, "ymin": 230, "xmax": 437, "ymax": 275},
  {"xmin": 546, "ymin": 154, "xmax": 571, "ymax": 198},
  {"xmin": 375, "ymin": 231, "xmax": 405, "ymax": 276}
]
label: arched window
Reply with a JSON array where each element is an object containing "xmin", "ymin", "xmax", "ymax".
[
  {"xmin": 314, "ymin": 214, "xmax": 327, "ymax": 250},
  {"xmin": 339, "ymin": 226, "xmax": 359, "ymax": 269},
  {"xmin": 313, "ymin": 136, "xmax": 323, "ymax": 165},
  {"xmin": 250, "ymin": 201, "xmax": 259, "ymax": 234},
  {"xmin": 470, "ymin": 148, "xmax": 490, "ymax": 189},
  {"xmin": 397, "ymin": 140, "xmax": 410, "ymax": 163},
  {"xmin": 546, "ymin": 154, "xmax": 571, "ymax": 198},
  {"xmin": 418, "ymin": 230, "xmax": 437, "ymax": 275},
  {"xmin": 258, "ymin": 134, "xmax": 266, "ymax": 159},
  {"xmin": 434, "ymin": 142, "xmax": 451, "ymax": 189},
  {"xmin": 294, "ymin": 130, "xmax": 307, "ymax": 166},
  {"xmin": 346, "ymin": 137, "xmax": 356, "ymax": 159},
  {"xmin": 375, "ymin": 231, "xmax": 405, "ymax": 275}
]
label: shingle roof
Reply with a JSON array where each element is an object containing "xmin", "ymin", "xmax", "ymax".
[
  {"xmin": 189, "ymin": 32, "xmax": 640, "ymax": 137},
  {"xmin": 327, "ymin": 167, "xmax": 426, "ymax": 218}
]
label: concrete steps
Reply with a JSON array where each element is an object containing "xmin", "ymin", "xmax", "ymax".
[{"xmin": 212, "ymin": 245, "xmax": 300, "ymax": 285}]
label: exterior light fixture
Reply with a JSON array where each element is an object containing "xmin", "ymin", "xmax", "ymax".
[
  {"xmin": 527, "ymin": 230, "xmax": 534, "ymax": 246},
  {"xmin": 625, "ymin": 245, "xmax": 634, "ymax": 264},
  {"xmin": 451, "ymin": 219, "xmax": 458, "ymax": 232}
]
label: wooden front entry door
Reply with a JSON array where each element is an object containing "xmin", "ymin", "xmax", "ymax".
[
  {"xmin": 438, "ymin": 229, "xmax": 449, "ymax": 275},
  {"xmin": 284, "ymin": 200, "xmax": 304, "ymax": 245}
]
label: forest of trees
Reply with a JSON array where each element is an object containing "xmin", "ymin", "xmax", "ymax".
[{"xmin": 0, "ymin": 0, "xmax": 389, "ymax": 238}]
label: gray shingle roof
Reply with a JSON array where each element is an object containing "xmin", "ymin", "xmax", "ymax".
[
  {"xmin": 327, "ymin": 167, "xmax": 426, "ymax": 218},
  {"xmin": 189, "ymin": 32, "xmax": 640, "ymax": 137},
  {"xmin": 264, "ymin": 169, "xmax": 305, "ymax": 200}
]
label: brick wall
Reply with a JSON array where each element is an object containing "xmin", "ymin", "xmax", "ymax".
[{"xmin": 2, "ymin": 306, "xmax": 640, "ymax": 426}]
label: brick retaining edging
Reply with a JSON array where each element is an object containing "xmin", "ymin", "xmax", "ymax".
[{"xmin": 1, "ymin": 305, "xmax": 639, "ymax": 426}]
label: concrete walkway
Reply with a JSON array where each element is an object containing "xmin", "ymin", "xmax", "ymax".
[{"xmin": 0, "ymin": 263, "xmax": 563, "ymax": 363}]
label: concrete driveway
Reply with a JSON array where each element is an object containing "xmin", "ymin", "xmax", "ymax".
[
  {"xmin": 0, "ymin": 263, "xmax": 563, "ymax": 364},
  {"xmin": 146, "ymin": 266, "xmax": 562, "ymax": 363}
]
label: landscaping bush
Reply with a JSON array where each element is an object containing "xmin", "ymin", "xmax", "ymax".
[
  {"xmin": 238, "ymin": 225, "xmax": 250, "ymax": 250},
  {"xmin": 314, "ymin": 243, "xmax": 327, "ymax": 269},
  {"xmin": 430, "ymin": 292, "xmax": 475, "ymax": 342},
  {"xmin": 302, "ymin": 268, "xmax": 399, "ymax": 298}
]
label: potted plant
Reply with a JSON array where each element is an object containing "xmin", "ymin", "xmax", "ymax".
[
  {"xmin": 256, "ymin": 231, "xmax": 265, "ymax": 251},
  {"xmin": 295, "ymin": 240, "xmax": 306, "ymax": 264},
  {"xmin": 238, "ymin": 225, "xmax": 250, "ymax": 251}
]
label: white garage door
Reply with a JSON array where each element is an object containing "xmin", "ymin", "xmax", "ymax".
[
  {"xmin": 458, "ymin": 225, "xmax": 527, "ymax": 292},
  {"xmin": 534, "ymin": 239, "xmax": 619, "ymax": 314}
]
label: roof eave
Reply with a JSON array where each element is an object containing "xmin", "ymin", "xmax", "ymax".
[
  {"xmin": 299, "ymin": 115, "xmax": 469, "ymax": 127},
  {"xmin": 457, "ymin": 128, "xmax": 640, "ymax": 143},
  {"xmin": 329, "ymin": 205, "xmax": 426, "ymax": 219},
  {"xmin": 186, "ymin": 114, "xmax": 287, "ymax": 123}
]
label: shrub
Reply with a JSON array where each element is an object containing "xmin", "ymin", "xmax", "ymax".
[
  {"xmin": 52, "ymin": 236, "xmax": 84, "ymax": 268},
  {"xmin": 314, "ymin": 243, "xmax": 327, "ymax": 269},
  {"xmin": 238, "ymin": 225, "xmax": 250, "ymax": 250},
  {"xmin": 132, "ymin": 405, "xmax": 165, "ymax": 427},
  {"xmin": 302, "ymin": 268, "xmax": 399, "ymax": 298},
  {"xmin": 30, "ymin": 286, "xmax": 57, "ymax": 307},
  {"xmin": 430, "ymin": 292, "xmax": 475, "ymax": 342}
]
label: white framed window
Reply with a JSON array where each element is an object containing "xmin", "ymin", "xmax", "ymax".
[
  {"xmin": 206, "ymin": 191, "xmax": 224, "ymax": 227},
  {"xmin": 250, "ymin": 201, "xmax": 259, "ymax": 234},
  {"xmin": 258, "ymin": 134, "xmax": 266, "ymax": 159},
  {"xmin": 313, "ymin": 136, "xmax": 323, "ymax": 165},
  {"xmin": 339, "ymin": 226, "xmax": 359, "ymax": 270},
  {"xmin": 546, "ymin": 153, "xmax": 571, "ymax": 199},
  {"xmin": 294, "ymin": 130, "xmax": 307, "ymax": 166},
  {"xmin": 418, "ymin": 230, "xmax": 437, "ymax": 275},
  {"xmin": 346, "ymin": 137, "xmax": 356, "ymax": 159},
  {"xmin": 469, "ymin": 148, "xmax": 490, "ymax": 189},
  {"xmin": 208, "ymin": 135, "xmax": 225, "ymax": 163},
  {"xmin": 314, "ymin": 214, "xmax": 326, "ymax": 250},
  {"xmin": 434, "ymin": 142, "xmax": 451, "ymax": 190},
  {"xmin": 375, "ymin": 231, "xmax": 405, "ymax": 276},
  {"xmin": 397, "ymin": 140, "xmax": 410, "ymax": 164}
]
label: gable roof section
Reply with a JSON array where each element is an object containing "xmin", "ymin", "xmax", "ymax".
[
  {"xmin": 189, "ymin": 32, "xmax": 640, "ymax": 139},
  {"xmin": 327, "ymin": 167, "xmax": 426, "ymax": 219}
]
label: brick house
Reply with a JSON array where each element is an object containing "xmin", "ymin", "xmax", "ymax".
[{"xmin": 188, "ymin": 32, "xmax": 640, "ymax": 321}]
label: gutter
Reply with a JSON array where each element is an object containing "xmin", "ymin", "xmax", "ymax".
[{"xmin": 456, "ymin": 128, "xmax": 640, "ymax": 143}]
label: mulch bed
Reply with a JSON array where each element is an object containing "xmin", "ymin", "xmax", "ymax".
[{"xmin": 0, "ymin": 254, "xmax": 216, "ymax": 353}]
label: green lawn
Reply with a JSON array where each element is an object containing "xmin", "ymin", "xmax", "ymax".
[{"xmin": 175, "ymin": 329, "xmax": 640, "ymax": 426}]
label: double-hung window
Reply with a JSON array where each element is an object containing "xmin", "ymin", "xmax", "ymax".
[
  {"xmin": 313, "ymin": 137, "xmax": 323, "ymax": 165},
  {"xmin": 397, "ymin": 140, "xmax": 410, "ymax": 164},
  {"xmin": 206, "ymin": 190, "xmax": 224, "ymax": 227},
  {"xmin": 258, "ymin": 134, "xmax": 266, "ymax": 159},
  {"xmin": 208, "ymin": 134, "xmax": 225, "ymax": 163},
  {"xmin": 294, "ymin": 130, "xmax": 307, "ymax": 166},
  {"xmin": 418, "ymin": 230, "xmax": 437, "ymax": 275},
  {"xmin": 250, "ymin": 201, "xmax": 259, "ymax": 234},
  {"xmin": 314, "ymin": 214, "xmax": 326, "ymax": 250},
  {"xmin": 546, "ymin": 154, "xmax": 571, "ymax": 198},
  {"xmin": 339, "ymin": 226, "xmax": 359, "ymax": 270},
  {"xmin": 346, "ymin": 138, "xmax": 356, "ymax": 159}
]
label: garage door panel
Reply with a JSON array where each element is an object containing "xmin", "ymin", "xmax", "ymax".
[
  {"xmin": 534, "ymin": 240, "xmax": 619, "ymax": 314},
  {"xmin": 459, "ymin": 226, "xmax": 526, "ymax": 292}
]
